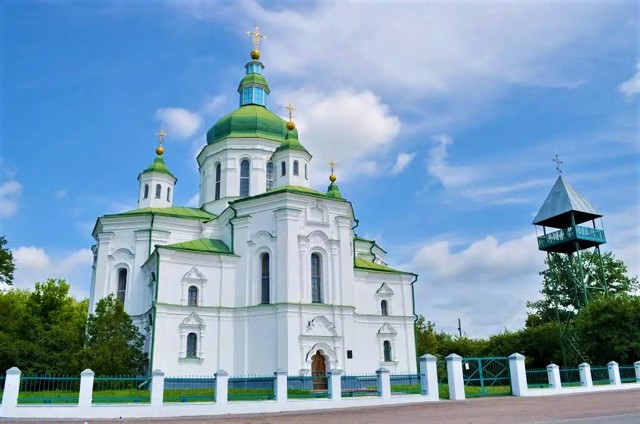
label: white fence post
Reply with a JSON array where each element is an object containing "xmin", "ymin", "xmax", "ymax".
[
  {"xmin": 328, "ymin": 369, "xmax": 342, "ymax": 400},
  {"xmin": 2, "ymin": 367, "xmax": 21, "ymax": 409},
  {"xmin": 376, "ymin": 368, "xmax": 391, "ymax": 399},
  {"xmin": 634, "ymin": 361, "xmax": 640, "ymax": 383},
  {"xmin": 274, "ymin": 369, "xmax": 288, "ymax": 403},
  {"xmin": 547, "ymin": 364, "xmax": 561, "ymax": 391},
  {"xmin": 446, "ymin": 354, "xmax": 465, "ymax": 400},
  {"xmin": 578, "ymin": 363, "xmax": 592, "ymax": 387},
  {"xmin": 508, "ymin": 353, "xmax": 528, "ymax": 396},
  {"xmin": 78, "ymin": 369, "xmax": 95, "ymax": 407},
  {"xmin": 150, "ymin": 369, "xmax": 165, "ymax": 406},
  {"xmin": 608, "ymin": 361, "xmax": 621, "ymax": 385},
  {"xmin": 214, "ymin": 369, "xmax": 229, "ymax": 404},
  {"xmin": 419, "ymin": 354, "xmax": 438, "ymax": 399}
]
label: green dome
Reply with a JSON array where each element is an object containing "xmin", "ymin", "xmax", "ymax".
[
  {"xmin": 207, "ymin": 105, "xmax": 298, "ymax": 144},
  {"xmin": 274, "ymin": 131, "xmax": 309, "ymax": 154},
  {"xmin": 237, "ymin": 74, "xmax": 270, "ymax": 93},
  {"xmin": 141, "ymin": 155, "xmax": 175, "ymax": 178}
]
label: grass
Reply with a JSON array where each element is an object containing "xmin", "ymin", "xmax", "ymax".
[
  {"xmin": 390, "ymin": 384, "xmax": 422, "ymax": 394},
  {"xmin": 464, "ymin": 384, "xmax": 512, "ymax": 397},
  {"xmin": 18, "ymin": 390, "xmax": 80, "ymax": 404},
  {"xmin": 164, "ymin": 388, "xmax": 215, "ymax": 403}
]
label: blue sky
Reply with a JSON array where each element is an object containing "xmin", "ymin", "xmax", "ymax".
[{"xmin": 1, "ymin": 0, "xmax": 638, "ymax": 337}]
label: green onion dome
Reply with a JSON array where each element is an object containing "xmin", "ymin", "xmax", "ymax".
[{"xmin": 206, "ymin": 105, "xmax": 299, "ymax": 144}]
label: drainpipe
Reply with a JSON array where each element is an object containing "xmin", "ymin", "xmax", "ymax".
[
  {"xmin": 228, "ymin": 204, "xmax": 237, "ymax": 253},
  {"xmin": 351, "ymin": 218, "xmax": 359, "ymax": 266},
  {"xmin": 148, "ymin": 253, "xmax": 159, "ymax": 375},
  {"xmin": 410, "ymin": 273, "xmax": 419, "ymax": 369}
]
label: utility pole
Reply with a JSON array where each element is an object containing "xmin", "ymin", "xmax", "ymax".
[{"xmin": 457, "ymin": 318, "xmax": 462, "ymax": 337}]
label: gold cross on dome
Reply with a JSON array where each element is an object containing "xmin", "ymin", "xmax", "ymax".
[
  {"xmin": 284, "ymin": 102, "xmax": 296, "ymax": 121},
  {"xmin": 156, "ymin": 129, "xmax": 167, "ymax": 145},
  {"xmin": 553, "ymin": 154, "xmax": 563, "ymax": 174},
  {"xmin": 247, "ymin": 26, "xmax": 267, "ymax": 50},
  {"xmin": 329, "ymin": 160, "xmax": 337, "ymax": 174}
]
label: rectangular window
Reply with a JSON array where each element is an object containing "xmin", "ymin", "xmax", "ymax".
[{"xmin": 347, "ymin": 350, "xmax": 353, "ymax": 359}]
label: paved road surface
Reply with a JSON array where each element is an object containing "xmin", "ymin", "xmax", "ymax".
[{"xmin": 3, "ymin": 389, "xmax": 639, "ymax": 424}]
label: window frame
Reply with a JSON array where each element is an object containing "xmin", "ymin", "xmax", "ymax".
[
  {"xmin": 215, "ymin": 162, "xmax": 222, "ymax": 200},
  {"xmin": 383, "ymin": 340, "xmax": 392, "ymax": 362},
  {"xmin": 293, "ymin": 160, "xmax": 299, "ymax": 176},
  {"xmin": 116, "ymin": 268, "xmax": 127, "ymax": 304},
  {"xmin": 260, "ymin": 253, "xmax": 270, "ymax": 304},
  {"xmin": 239, "ymin": 159, "xmax": 250, "ymax": 197},
  {"xmin": 281, "ymin": 161, "xmax": 286, "ymax": 177},
  {"xmin": 155, "ymin": 184, "xmax": 161, "ymax": 199},
  {"xmin": 311, "ymin": 253, "xmax": 322, "ymax": 303},
  {"xmin": 144, "ymin": 184, "xmax": 149, "ymax": 199},
  {"xmin": 166, "ymin": 187, "xmax": 171, "ymax": 202},
  {"xmin": 266, "ymin": 161, "xmax": 275, "ymax": 190},
  {"xmin": 188, "ymin": 286, "xmax": 198, "ymax": 307},
  {"xmin": 381, "ymin": 300, "xmax": 389, "ymax": 316},
  {"xmin": 186, "ymin": 332, "xmax": 198, "ymax": 358}
]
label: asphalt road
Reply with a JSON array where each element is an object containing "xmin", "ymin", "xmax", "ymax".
[{"xmin": 3, "ymin": 389, "xmax": 639, "ymax": 424}]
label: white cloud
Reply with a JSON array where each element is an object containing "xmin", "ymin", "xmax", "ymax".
[
  {"xmin": 427, "ymin": 134, "xmax": 478, "ymax": 189},
  {"xmin": 202, "ymin": 94, "xmax": 227, "ymax": 116},
  {"xmin": 187, "ymin": 193, "xmax": 199, "ymax": 207},
  {"xmin": 618, "ymin": 63, "xmax": 640, "ymax": 99},
  {"xmin": 274, "ymin": 89, "xmax": 400, "ymax": 184},
  {"xmin": 0, "ymin": 180, "xmax": 22, "ymax": 218},
  {"xmin": 12, "ymin": 246, "xmax": 93, "ymax": 298},
  {"xmin": 155, "ymin": 107, "xmax": 203, "ymax": 139},
  {"xmin": 55, "ymin": 189, "xmax": 67, "ymax": 199},
  {"xmin": 391, "ymin": 153, "xmax": 415, "ymax": 175}
]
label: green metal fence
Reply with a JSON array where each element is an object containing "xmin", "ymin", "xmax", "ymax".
[
  {"xmin": 526, "ymin": 368, "xmax": 550, "ymax": 389},
  {"xmin": 559, "ymin": 368, "xmax": 581, "ymax": 387},
  {"xmin": 390, "ymin": 373, "xmax": 422, "ymax": 395},
  {"xmin": 341, "ymin": 374, "xmax": 378, "ymax": 397},
  {"xmin": 163, "ymin": 376, "xmax": 215, "ymax": 403},
  {"xmin": 287, "ymin": 375, "xmax": 329, "ymax": 399},
  {"xmin": 228, "ymin": 375, "xmax": 275, "ymax": 401},
  {"xmin": 462, "ymin": 357, "xmax": 512, "ymax": 397},
  {"xmin": 92, "ymin": 376, "xmax": 151, "ymax": 403},
  {"xmin": 438, "ymin": 361, "xmax": 449, "ymax": 399},
  {"xmin": 17, "ymin": 375, "xmax": 80, "ymax": 404},
  {"xmin": 619, "ymin": 366, "xmax": 637, "ymax": 383},
  {"xmin": 590, "ymin": 367, "xmax": 610, "ymax": 385}
]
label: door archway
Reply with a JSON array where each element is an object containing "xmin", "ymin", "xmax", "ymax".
[{"xmin": 311, "ymin": 350, "xmax": 328, "ymax": 390}]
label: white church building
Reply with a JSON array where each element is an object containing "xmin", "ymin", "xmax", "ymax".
[{"xmin": 89, "ymin": 36, "xmax": 418, "ymax": 377}]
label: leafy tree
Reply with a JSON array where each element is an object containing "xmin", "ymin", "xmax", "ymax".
[
  {"xmin": 74, "ymin": 294, "xmax": 145, "ymax": 375},
  {"xmin": 0, "ymin": 279, "xmax": 87, "ymax": 374},
  {"xmin": 528, "ymin": 251, "xmax": 638, "ymax": 321},
  {"xmin": 0, "ymin": 235, "xmax": 15, "ymax": 286},
  {"xmin": 574, "ymin": 295, "xmax": 640, "ymax": 365}
]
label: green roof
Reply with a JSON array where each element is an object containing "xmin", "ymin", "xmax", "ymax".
[
  {"xmin": 104, "ymin": 206, "xmax": 216, "ymax": 221},
  {"xmin": 354, "ymin": 257, "xmax": 412, "ymax": 275},
  {"xmin": 207, "ymin": 105, "xmax": 298, "ymax": 144},
  {"xmin": 231, "ymin": 185, "xmax": 348, "ymax": 204},
  {"xmin": 159, "ymin": 238, "xmax": 234, "ymax": 255},
  {"xmin": 274, "ymin": 132, "xmax": 309, "ymax": 154},
  {"xmin": 326, "ymin": 181, "xmax": 343, "ymax": 199},
  {"xmin": 354, "ymin": 235, "xmax": 375, "ymax": 243},
  {"xmin": 141, "ymin": 155, "xmax": 175, "ymax": 178},
  {"xmin": 237, "ymin": 73, "xmax": 270, "ymax": 93}
]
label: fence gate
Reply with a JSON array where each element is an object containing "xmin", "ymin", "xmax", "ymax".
[{"xmin": 462, "ymin": 357, "xmax": 512, "ymax": 397}]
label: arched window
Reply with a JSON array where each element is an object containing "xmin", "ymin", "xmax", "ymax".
[
  {"xmin": 311, "ymin": 253, "xmax": 322, "ymax": 303},
  {"xmin": 117, "ymin": 268, "xmax": 127, "ymax": 304},
  {"xmin": 240, "ymin": 159, "xmax": 250, "ymax": 197},
  {"xmin": 293, "ymin": 160, "xmax": 299, "ymax": 176},
  {"xmin": 215, "ymin": 163, "xmax": 221, "ymax": 200},
  {"xmin": 381, "ymin": 300, "xmax": 389, "ymax": 316},
  {"xmin": 266, "ymin": 162, "xmax": 275, "ymax": 190},
  {"xmin": 261, "ymin": 253, "xmax": 270, "ymax": 304},
  {"xmin": 281, "ymin": 161, "xmax": 286, "ymax": 177},
  {"xmin": 155, "ymin": 184, "xmax": 161, "ymax": 199},
  {"xmin": 186, "ymin": 333, "xmax": 197, "ymax": 358},
  {"xmin": 384, "ymin": 341, "xmax": 392, "ymax": 362},
  {"xmin": 188, "ymin": 286, "xmax": 198, "ymax": 306},
  {"xmin": 144, "ymin": 184, "xmax": 149, "ymax": 199},
  {"xmin": 166, "ymin": 187, "xmax": 171, "ymax": 202},
  {"xmin": 305, "ymin": 164, "xmax": 308, "ymax": 180}
]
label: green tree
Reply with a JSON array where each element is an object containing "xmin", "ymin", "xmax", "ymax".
[
  {"xmin": 74, "ymin": 294, "xmax": 145, "ymax": 375},
  {"xmin": 0, "ymin": 235, "xmax": 15, "ymax": 286},
  {"xmin": 0, "ymin": 279, "xmax": 87, "ymax": 374},
  {"xmin": 528, "ymin": 251, "xmax": 638, "ymax": 321},
  {"xmin": 574, "ymin": 295, "xmax": 640, "ymax": 365}
]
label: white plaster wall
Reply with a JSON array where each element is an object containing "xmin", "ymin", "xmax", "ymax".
[
  {"xmin": 138, "ymin": 172, "xmax": 176, "ymax": 209},
  {"xmin": 271, "ymin": 150, "xmax": 312, "ymax": 188}
]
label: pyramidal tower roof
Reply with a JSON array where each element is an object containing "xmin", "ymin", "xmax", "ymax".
[{"xmin": 532, "ymin": 175, "xmax": 601, "ymax": 228}]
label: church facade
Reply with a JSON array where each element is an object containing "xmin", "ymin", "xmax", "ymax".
[{"xmin": 89, "ymin": 38, "xmax": 418, "ymax": 377}]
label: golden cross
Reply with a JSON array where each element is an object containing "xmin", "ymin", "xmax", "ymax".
[
  {"xmin": 284, "ymin": 102, "xmax": 296, "ymax": 121},
  {"xmin": 553, "ymin": 154, "xmax": 563, "ymax": 175},
  {"xmin": 329, "ymin": 160, "xmax": 337, "ymax": 174},
  {"xmin": 156, "ymin": 129, "xmax": 167, "ymax": 145},
  {"xmin": 247, "ymin": 26, "xmax": 267, "ymax": 50}
]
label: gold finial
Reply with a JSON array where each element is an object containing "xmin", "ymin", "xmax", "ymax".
[
  {"xmin": 553, "ymin": 154, "xmax": 563, "ymax": 175},
  {"xmin": 247, "ymin": 26, "xmax": 266, "ymax": 60},
  {"xmin": 329, "ymin": 160, "xmax": 337, "ymax": 182},
  {"xmin": 284, "ymin": 102, "xmax": 296, "ymax": 130},
  {"xmin": 156, "ymin": 129, "xmax": 167, "ymax": 155}
]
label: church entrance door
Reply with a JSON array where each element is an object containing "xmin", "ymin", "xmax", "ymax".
[{"xmin": 311, "ymin": 350, "xmax": 328, "ymax": 390}]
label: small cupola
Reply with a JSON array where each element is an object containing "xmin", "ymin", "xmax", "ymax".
[
  {"xmin": 326, "ymin": 162, "xmax": 343, "ymax": 199},
  {"xmin": 271, "ymin": 103, "xmax": 312, "ymax": 188},
  {"xmin": 138, "ymin": 130, "xmax": 177, "ymax": 209},
  {"xmin": 238, "ymin": 27, "xmax": 270, "ymax": 108}
]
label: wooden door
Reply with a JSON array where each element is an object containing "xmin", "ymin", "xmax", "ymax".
[{"xmin": 311, "ymin": 351, "xmax": 328, "ymax": 390}]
